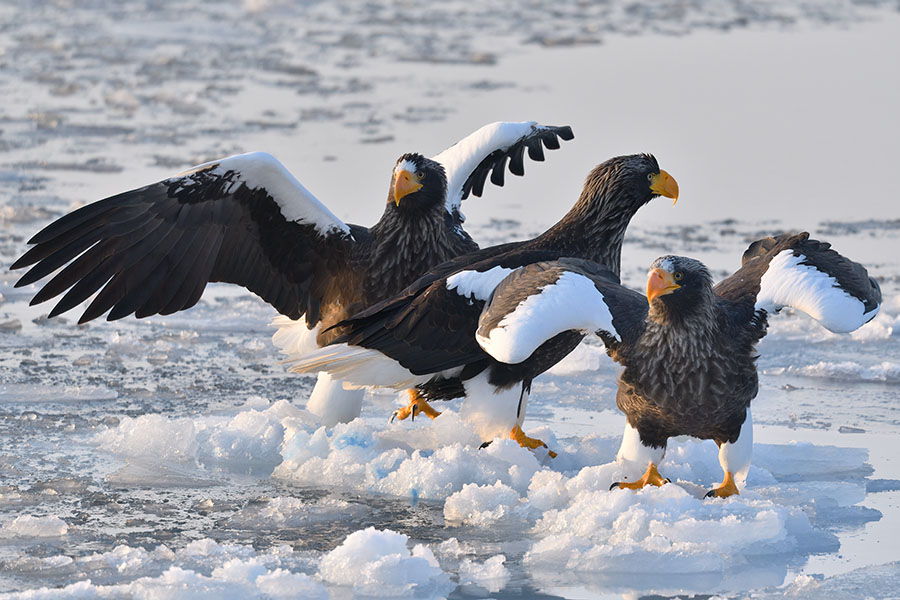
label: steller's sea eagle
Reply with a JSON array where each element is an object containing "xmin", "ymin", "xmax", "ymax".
[
  {"xmin": 11, "ymin": 121, "xmax": 574, "ymax": 425},
  {"xmin": 474, "ymin": 232, "xmax": 881, "ymax": 495},
  {"xmin": 283, "ymin": 153, "xmax": 678, "ymax": 452}
]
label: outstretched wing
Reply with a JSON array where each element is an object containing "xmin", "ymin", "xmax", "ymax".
[
  {"xmin": 714, "ymin": 232, "xmax": 881, "ymax": 333},
  {"xmin": 433, "ymin": 121, "xmax": 574, "ymax": 221},
  {"xmin": 476, "ymin": 258, "xmax": 646, "ymax": 364},
  {"xmin": 12, "ymin": 152, "xmax": 359, "ymax": 325}
]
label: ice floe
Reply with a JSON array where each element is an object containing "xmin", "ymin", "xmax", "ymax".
[
  {"xmin": 79, "ymin": 396, "xmax": 882, "ymax": 596},
  {"xmin": 1, "ymin": 515, "xmax": 68, "ymax": 538},
  {"xmin": 319, "ymin": 527, "xmax": 451, "ymax": 597}
]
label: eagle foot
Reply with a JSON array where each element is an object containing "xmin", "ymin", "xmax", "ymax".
[
  {"xmin": 390, "ymin": 389, "xmax": 441, "ymax": 423},
  {"xmin": 510, "ymin": 425, "xmax": 557, "ymax": 458},
  {"xmin": 610, "ymin": 463, "xmax": 670, "ymax": 491},
  {"xmin": 704, "ymin": 471, "xmax": 739, "ymax": 499}
]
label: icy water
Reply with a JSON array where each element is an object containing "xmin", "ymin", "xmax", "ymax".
[{"xmin": 1, "ymin": 1, "xmax": 900, "ymax": 598}]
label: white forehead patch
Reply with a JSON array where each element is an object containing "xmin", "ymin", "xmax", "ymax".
[
  {"xmin": 394, "ymin": 159, "xmax": 418, "ymax": 175},
  {"xmin": 651, "ymin": 257, "xmax": 676, "ymax": 273}
]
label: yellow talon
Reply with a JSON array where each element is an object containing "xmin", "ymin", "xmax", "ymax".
[
  {"xmin": 611, "ymin": 462, "xmax": 670, "ymax": 490},
  {"xmin": 390, "ymin": 389, "xmax": 441, "ymax": 423},
  {"xmin": 705, "ymin": 471, "xmax": 740, "ymax": 499},
  {"xmin": 510, "ymin": 425, "xmax": 557, "ymax": 458}
]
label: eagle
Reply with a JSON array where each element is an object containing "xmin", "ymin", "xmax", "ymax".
[
  {"xmin": 474, "ymin": 232, "xmax": 881, "ymax": 496},
  {"xmin": 11, "ymin": 121, "xmax": 574, "ymax": 425},
  {"xmin": 284, "ymin": 154, "xmax": 679, "ymax": 452}
]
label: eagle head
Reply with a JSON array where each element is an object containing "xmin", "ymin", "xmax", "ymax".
[
  {"xmin": 646, "ymin": 255, "xmax": 714, "ymax": 323},
  {"xmin": 389, "ymin": 154, "xmax": 448, "ymax": 212}
]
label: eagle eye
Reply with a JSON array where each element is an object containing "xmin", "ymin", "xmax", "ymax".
[
  {"xmin": 674, "ymin": 272, "xmax": 683, "ymax": 281},
  {"xmin": 416, "ymin": 170, "xmax": 425, "ymax": 180}
]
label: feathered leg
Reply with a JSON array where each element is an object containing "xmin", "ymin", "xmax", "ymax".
[
  {"xmin": 307, "ymin": 372, "xmax": 364, "ymax": 427},
  {"xmin": 611, "ymin": 421, "xmax": 669, "ymax": 490},
  {"xmin": 706, "ymin": 409, "xmax": 753, "ymax": 499}
]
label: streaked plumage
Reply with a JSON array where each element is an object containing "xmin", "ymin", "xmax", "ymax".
[{"xmin": 476, "ymin": 232, "xmax": 881, "ymax": 495}]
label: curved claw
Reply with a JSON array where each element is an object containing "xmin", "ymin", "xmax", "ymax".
[
  {"xmin": 390, "ymin": 390, "xmax": 441, "ymax": 424},
  {"xmin": 705, "ymin": 471, "xmax": 739, "ymax": 499},
  {"xmin": 610, "ymin": 463, "xmax": 669, "ymax": 490},
  {"xmin": 509, "ymin": 425, "xmax": 558, "ymax": 458}
]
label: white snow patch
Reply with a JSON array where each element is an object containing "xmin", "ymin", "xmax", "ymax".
[
  {"xmin": 94, "ymin": 413, "xmax": 199, "ymax": 463},
  {"xmin": 1, "ymin": 515, "xmax": 68, "ymax": 538},
  {"xmin": 318, "ymin": 527, "xmax": 450, "ymax": 597},
  {"xmin": 458, "ymin": 554, "xmax": 510, "ymax": 592},
  {"xmin": 444, "ymin": 480, "xmax": 523, "ymax": 526},
  {"xmin": 94, "ymin": 400, "xmax": 318, "ymax": 474},
  {"xmin": 275, "ymin": 413, "xmax": 542, "ymax": 500}
]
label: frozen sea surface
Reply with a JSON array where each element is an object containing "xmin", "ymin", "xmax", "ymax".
[{"xmin": 1, "ymin": 1, "xmax": 900, "ymax": 598}]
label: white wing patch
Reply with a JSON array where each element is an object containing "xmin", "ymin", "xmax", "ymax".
[
  {"xmin": 181, "ymin": 152, "xmax": 350, "ymax": 236},
  {"xmin": 756, "ymin": 250, "xmax": 879, "ymax": 333},
  {"xmin": 433, "ymin": 121, "xmax": 538, "ymax": 217},
  {"xmin": 477, "ymin": 271, "xmax": 619, "ymax": 364},
  {"xmin": 446, "ymin": 266, "xmax": 516, "ymax": 301}
]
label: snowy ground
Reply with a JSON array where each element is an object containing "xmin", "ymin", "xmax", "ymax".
[{"xmin": 1, "ymin": 1, "xmax": 899, "ymax": 598}]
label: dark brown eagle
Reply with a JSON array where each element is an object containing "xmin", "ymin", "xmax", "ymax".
[
  {"xmin": 11, "ymin": 121, "xmax": 574, "ymax": 425},
  {"xmin": 475, "ymin": 232, "xmax": 881, "ymax": 496},
  {"xmin": 284, "ymin": 153, "xmax": 679, "ymax": 452}
]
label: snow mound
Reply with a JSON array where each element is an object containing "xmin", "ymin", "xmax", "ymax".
[
  {"xmin": 5, "ymin": 539, "xmax": 326, "ymax": 599},
  {"xmin": 83, "ymin": 390, "xmax": 878, "ymax": 590},
  {"xmin": 275, "ymin": 412, "xmax": 543, "ymax": 500},
  {"xmin": 1, "ymin": 515, "xmax": 68, "ymax": 538},
  {"xmin": 94, "ymin": 413, "xmax": 199, "ymax": 463},
  {"xmin": 766, "ymin": 561, "xmax": 900, "ymax": 600},
  {"xmin": 526, "ymin": 482, "xmax": 825, "ymax": 574},
  {"xmin": 521, "ymin": 437, "xmax": 873, "ymax": 579},
  {"xmin": 93, "ymin": 400, "xmax": 319, "ymax": 474},
  {"xmin": 444, "ymin": 480, "xmax": 523, "ymax": 526},
  {"xmin": 458, "ymin": 554, "xmax": 510, "ymax": 593},
  {"xmin": 318, "ymin": 527, "xmax": 451, "ymax": 597}
]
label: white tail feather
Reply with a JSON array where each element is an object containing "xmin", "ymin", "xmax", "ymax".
[{"xmin": 283, "ymin": 344, "xmax": 427, "ymax": 389}]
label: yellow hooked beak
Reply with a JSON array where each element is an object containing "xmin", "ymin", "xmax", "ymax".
[
  {"xmin": 647, "ymin": 268, "xmax": 680, "ymax": 304},
  {"xmin": 393, "ymin": 169, "xmax": 423, "ymax": 205},
  {"xmin": 650, "ymin": 170, "xmax": 679, "ymax": 205}
]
